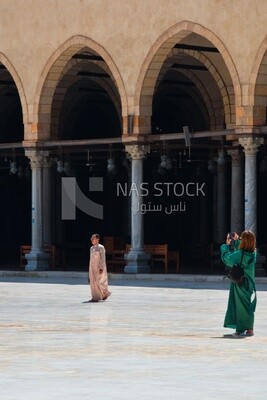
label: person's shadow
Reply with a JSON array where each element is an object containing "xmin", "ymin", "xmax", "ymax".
[
  {"xmin": 211, "ymin": 334, "xmax": 247, "ymax": 339},
  {"xmin": 82, "ymin": 300, "xmax": 100, "ymax": 303}
]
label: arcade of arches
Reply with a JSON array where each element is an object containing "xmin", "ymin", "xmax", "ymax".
[{"xmin": 0, "ymin": 17, "xmax": 267, "ymax": 273}]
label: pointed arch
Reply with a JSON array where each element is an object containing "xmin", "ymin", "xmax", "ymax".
[
  {"xmin": 33, "ymin": 35, "xmax": 128, "ymax": 138},
  {"xmin": 135, "ymin": 21, "xmax": 241, "ymax": 133}
]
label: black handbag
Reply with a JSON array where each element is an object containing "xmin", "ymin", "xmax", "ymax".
[{"xmin": 227, "ymin": 250, "xmax": 244, "ymax": 284}]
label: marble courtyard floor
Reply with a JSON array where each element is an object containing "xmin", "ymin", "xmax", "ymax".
[{"xmin": 1, "ymin": 275, "xmax": 267, "ymax": 400}]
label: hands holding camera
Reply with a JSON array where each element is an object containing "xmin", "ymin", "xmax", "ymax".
[{"xmin": 226, "ymin": 232, "xmax": 239, "ymax": 245}]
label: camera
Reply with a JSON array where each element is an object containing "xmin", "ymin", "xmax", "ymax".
[{"xmin": 228, "ymin": 232, "xmax": 235, "ymax": 238}]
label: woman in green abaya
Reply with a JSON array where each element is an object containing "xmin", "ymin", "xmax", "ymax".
[{"xmin": 221, "ymin": 230, "xmax": 257, "ymax": 337}]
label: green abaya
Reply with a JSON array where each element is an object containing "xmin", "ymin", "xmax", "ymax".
[{"xmin": 221, "ymin": 240, "xmax": 257, "ymax": 332}]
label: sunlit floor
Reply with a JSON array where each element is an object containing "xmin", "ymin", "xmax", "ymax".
[{"xmin": 1, "ymin": 277, "xmax": 267, "ymax": 400}]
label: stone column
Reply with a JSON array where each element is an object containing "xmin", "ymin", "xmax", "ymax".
[
  {"xmin": 53, "ymin": 171, "xmax": 64, "ymax": 245},
  {"xmin": 227, "ymin": 148, "xmax": 244, "ymax": 235},
  {"xmin": 212, "ymin": 162, "xmax": 218, "ymax": 242},
  {"xmin": 216, "ymin": 150, "xmax": 227, "ymax": 243},
  {"xmin": 124, "ymin": 144, "xmax": 151, "ymax": 273},
  {"xmin": 43, "ymin": 152, "xmax": 52, "ymax": 244},
  {"xmin": 24, "ymin": 150, "xmax": 49, "ymax": 271},
  {"xmin": 239, "ymin": 137, "xmax": 263, "ymax": 234},
  {"xmin": 239, "ymin": 136, "xmax": 265, "ymax": 275}
]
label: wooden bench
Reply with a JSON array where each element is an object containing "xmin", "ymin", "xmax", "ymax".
[
  {"xmin": 125, "ymin": 244, "xmax": 179, "ymax": 273},
  {"xmin": 103, "ymin": 236, "xmax": 125, "ymax": 255},
  {"xmin": 20, "ymin": 244, "xmax": 56, "ymax": 270},
  {"xmin": 103, "ymin": 237, "xmax": 126, "ymax": 271},
  {"xmin": 144, "ymin": 244, "xmax": 168, "ymax": 273},
  {"xmin": 104, "ymin": 238, "xmax": 180, "ymax": 273}
]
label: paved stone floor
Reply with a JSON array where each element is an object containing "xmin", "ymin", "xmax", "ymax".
[{"xmin": 1, "ymin": 276, "xmax": 267, "ymax": 400}]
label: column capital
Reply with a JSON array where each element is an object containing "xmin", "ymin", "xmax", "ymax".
[
  {"xmin": 25, "ymin": 149, "xmax": 45, "ymax": 168},
  {"xmin": 227, "ymin": 148, "xmax": 243, "ymax": 166},
  {"xmin": 43, "ymin": 151, "xmax": 53, "ymax": 168},
  {"xmin": 239, "ymin": 136, "xmax": 263, "ymax": 156},
  {"xmin": 125, "ymin": 144, "xmax": 150, "ymax": 160}
]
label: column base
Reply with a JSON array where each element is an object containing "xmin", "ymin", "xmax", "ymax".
[
  {"xmin": 124, "ymin": 250, "xmax": 151, "ymax": 274},
  {"xmin": 25, "ymin": 250, "xmax": 50, "ymax": 271}
]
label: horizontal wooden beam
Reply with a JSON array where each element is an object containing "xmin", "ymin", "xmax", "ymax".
[
  {"xmin": 174, "ymin": 44, "xmax": 219, "ymax": 53},
  {"xmin": 171, "ymin": 63, "xmax": 208, "ymax": 71},
  {"xmin": 0, "ymin": 128, "xmax": 266, "ymax": 151}
]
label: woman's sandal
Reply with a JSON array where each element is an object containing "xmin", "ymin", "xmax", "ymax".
[
  {"xmin": 102, "ymin": 292, "xmax": 111, "ymax": 301},
  {"xmin": 232, "ymin": 331, "xmax": 246, "ymax": 337}
]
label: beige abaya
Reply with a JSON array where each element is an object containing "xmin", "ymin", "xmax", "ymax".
[{"xmin": 89, "ymin": 243, "xmax": 111, "ymax": 301}]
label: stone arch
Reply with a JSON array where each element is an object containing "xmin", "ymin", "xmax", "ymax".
[
  {"xmin": 175, "ymin": 49, "xmax": 231, "ymax": 127},
  {"xmin": 154, "ymin": 48, "xmax": 223, "ymax": 130},
  {"xmin": 135, "ymin": 21, "xmax": 241, "ymax": 134},
  {"xmin": 0, "ymin": 52, "xmax": 28, "ymax": 127},
  {"xmin": 248, "ymin": 36, "xmax": 267, "ymax": 126},
  {"xmin": 33, "ymin": 35, "xmax": 128, "ymax": 140},
  {"xmin": 50, "ymin": 57, "xmax": 122, "ymax": 139}
]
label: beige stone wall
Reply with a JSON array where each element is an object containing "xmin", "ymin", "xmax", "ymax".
[{"xmin": 0, "ymin": 0, "xmax": 266, "ymax": 126}]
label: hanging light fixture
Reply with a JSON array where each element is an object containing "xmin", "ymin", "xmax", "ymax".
[
  {"xmin": 158, "ymin": 142, "xmax": 172, "ymax": 172},
  {"xmin": 10, "ymin": 161, "xmax": 17, "ymax": 174},
  {"xmin": 107, "ymin": 145, "xmax": 116, "ymax": 175},
  {"xmin": 64, "ymin": 161, "xmax": 71, "ymax": 175},
  {"xmin": 107, "ymin": 158, "xmax": 116, "ymax": 172},
  {"xmin": 160, "ymin": 155, "xmax": 172, "ymax": 170},
  {"xmin": 86, "ymin": 150, "xmax": 95, "ymax": 173},
  {"xmin": 86, "ymin": 150, "xmax": 91, "ymax": 167},
  {"xmin": 10, "ymin": 149, "xmax": 17, "ymax": 174},
  {"xmin": 56, "ymin": 160, "xmax": 64, "ymax": 173},
  {"xmin": 56, "ymin": 147, "xmax": 64, "ymax": 173}
]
